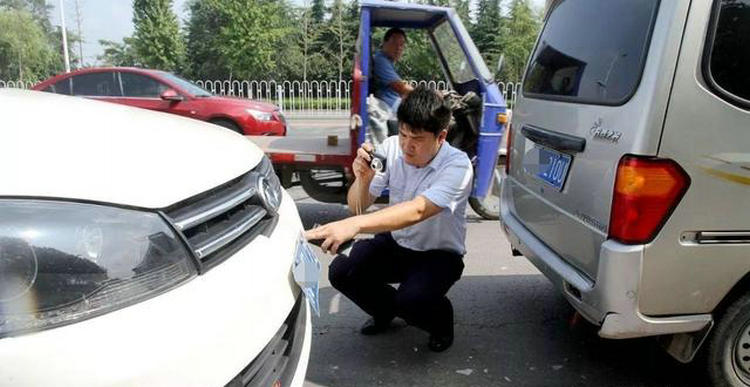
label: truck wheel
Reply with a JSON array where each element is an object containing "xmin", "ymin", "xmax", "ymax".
[
  {"xmin": 210, "ymin": 119, "xmax": 243, "ymax": 134},
  {"xmin": 469, "ymin": 168, "xmax": 501, "ymax": 220},
  {"xmin": 707, "ymin": 293, "xmax": 750, "ymax": 386}
]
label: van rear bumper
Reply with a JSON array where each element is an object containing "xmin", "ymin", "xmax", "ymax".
[{"xmin": 499, "ymin": 178, "xmax": 712, "ymax": 339}]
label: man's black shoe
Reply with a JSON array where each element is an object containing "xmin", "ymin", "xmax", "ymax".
[
  {"xmin": 360, "ymin": 317, "xmax": 391, "ymax": 335},
  {"xmin": 428, "ymin": 332, "xmax": 454, "ymax": 352}
]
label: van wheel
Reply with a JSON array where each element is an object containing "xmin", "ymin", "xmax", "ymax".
[
  {"xmin": 707, "ymin": 293, "xmax": 750, "ymax": 386},
  {"xmin": 469, "ymin": 168, "xmax": 501, "ymax": 220},
  {"xmin": 210, "ymin": 119, "xmax": 243, "ymax": 134}
]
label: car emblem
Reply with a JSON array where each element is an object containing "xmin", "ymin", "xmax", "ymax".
[
  {"xmin": 257, "ymin": 176, "xmax": 280, "ymax": 216},
  {"xmin": 589, "ymin": 118, "xmax": 622, "ymax": 143}
]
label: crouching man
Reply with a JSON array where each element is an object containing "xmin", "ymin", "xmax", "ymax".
[{"xmin": 305, "ymin": 86, "xmax": 472, "ymax": 352}]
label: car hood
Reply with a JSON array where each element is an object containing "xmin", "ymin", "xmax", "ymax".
[
  {"xmin": 0, "ymin": 89, "xmax": 263, "ymax": 209},
  {"xmin": 204, "ymin": 95, "xmax": 278, "ymax": 112}
]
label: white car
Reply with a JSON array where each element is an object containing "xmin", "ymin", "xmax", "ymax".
[{"xmin": 0, "ymin": 89, "xmax": 312, "ymax": 386}]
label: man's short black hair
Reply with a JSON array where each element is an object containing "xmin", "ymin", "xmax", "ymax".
[
  {"xmin": 383, "ymin": 28, "xmax": 407, "ymax": 43},
  {"xmin": 397, "ymin": 86, "xmax": 451, "ymax": 136}
]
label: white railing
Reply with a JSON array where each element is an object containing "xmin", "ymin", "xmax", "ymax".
[
  {"xmin": 1, "ymin": 78, "xmax": 521, "ymax": 114},
  {"xmin": 497, "ymin": 81, "xmax": 522, "ymax": 108},
  {"xmin": 0, "ymin": 80, "xmax": 37, "ymax": 89},
  {"xmin": 192, "ymin": 79, "xmax": 519, "ymax": 115}
]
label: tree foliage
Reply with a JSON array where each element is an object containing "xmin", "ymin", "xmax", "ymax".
[
  {"xmin": 184, "ymin": 0, "xmax": 293, "ymax": 80},
  {"xmin": 471, "ymin": 0, "xmax": 503, "ymax": 71},
  {"xmin": 0, "ymin": 8, "xmax": 59, "ymax": 81},
  {"xmin": 0, "ymin": 0, "xmax": 542, "ymax": 84},
  {"xmin": 310, "ymin": 0, "xmax": 325, "ymax": 24},
  {"xmin": 320, "ymin": 0, "xmax": 356, "ymax": 81},
  {"xmin": 98, "ymin": 37, "xmax": 139, "ymax": 67},
  {"xmin": 132, "ymin": 0, "xmax": 185, "ymax": 71},
  {"xmin": 496, "ymin": 0, "xmax": 540, "ymax": 81}
]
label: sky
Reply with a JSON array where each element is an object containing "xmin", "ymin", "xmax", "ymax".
[{"xmin": 48, "ymin": 0, "xmax": 545, "ymax": 66}]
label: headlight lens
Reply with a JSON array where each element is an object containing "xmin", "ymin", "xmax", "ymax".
[
  {"xmin": 0, "ymin": 200, "xmax": 196, "ymax": 337},
  {"xmin": 246, "ymin": 108, "xmax": 273, "ymax": 121},
  {"xmin": 256, "ymin": 155, "xmax": 283, "ymax": 215}
]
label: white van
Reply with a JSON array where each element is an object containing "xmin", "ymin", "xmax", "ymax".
[
  {"xmin": 0, "ymin": 89, "xmax": 313, "ymax": 386},
  {"xmin": 500, "ymin": 0, "xmax": 750, "ymax": 385}
]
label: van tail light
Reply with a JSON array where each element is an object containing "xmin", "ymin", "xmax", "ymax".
[
  {"xmin": 504, "ymin": 124, "xmax": 513, "ymax": 174},
  {"xmin": 609, "ymin": 155, "xmax": 690, "ymax": 244}
]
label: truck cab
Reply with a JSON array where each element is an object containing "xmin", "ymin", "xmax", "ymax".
[{"xmin": 253, "ymin": 0, "xmax": 507, "ymax": 219}]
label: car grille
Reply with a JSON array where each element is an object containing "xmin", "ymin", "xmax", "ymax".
[
  {"xmin": 163, "ymin": 161, "xmax": 279, "ymax": 272},
  {"xmin": 226, "ymin": 295, "xmax": 307, "ymax": 387}
]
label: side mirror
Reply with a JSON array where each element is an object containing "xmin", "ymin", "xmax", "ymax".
[{"xmin": 160, "ymin": 89, "xmax": 184, "ymax": 102}]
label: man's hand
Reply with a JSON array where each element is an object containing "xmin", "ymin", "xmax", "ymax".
[
  {"xmin": 391, "ymin": 81, "xmax": 414, "ymax": 98},
  {"xmin": 353, "ymin": 143, "xmax": 376, "ymax": 182},
  {"xmin": 305, "ymin": 218, "xmax": 360, "ymax": 255}
]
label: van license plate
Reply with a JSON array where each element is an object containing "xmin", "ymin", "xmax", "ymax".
[{"xmin": 536, "ymin": 147, "xmax": 572, "ymax": 191}]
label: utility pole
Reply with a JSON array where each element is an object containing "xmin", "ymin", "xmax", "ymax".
[
  {"xmin": 59, "ymin": 0, "xmax": 71, "ymax": 73},
  {"xmin": 75, "ymin": 0, "xmax": 84, "ymax": 68}
]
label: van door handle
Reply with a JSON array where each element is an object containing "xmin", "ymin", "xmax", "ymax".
[
  {"xmin": 522, "ymin": 126, "xmax": 586, "ymax": 153},
  {"xmin": 695, "ymin": 231, "xmax": 750, "ymax": 244}
]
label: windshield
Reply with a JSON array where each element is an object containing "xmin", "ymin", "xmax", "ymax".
[
  {"xmin": 158, "ymin": 72, "xmax": 212, "ymax": 97},
  {"xmin": 432, "ymin": 20, "xmax": 476, "ymax": 84}
]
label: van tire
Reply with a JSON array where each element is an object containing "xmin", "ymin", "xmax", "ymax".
[
  {"xmin": 706, "ymin": 292, "xmax": 750, "ymax": 386},
  {"xmin": 210, "ymin": 119, "xmax": 243, "ymax": 134}
]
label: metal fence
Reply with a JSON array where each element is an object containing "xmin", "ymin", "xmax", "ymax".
[
  {"xmin": 0, "ymin": 80, "xmax": 37, "ymax": 89},
  {"xmin": 1, "ymin": 78, "xmax": 521, "ymax": 116}
]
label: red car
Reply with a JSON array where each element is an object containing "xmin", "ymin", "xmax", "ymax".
[{"xmin": 33, "ymin": 67, "xmax": 287, "ymax": 136}]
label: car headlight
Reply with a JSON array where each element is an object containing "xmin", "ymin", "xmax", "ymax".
[
  {"xmin": 255, "ymin": 155, "xmax": 283, "ymax": 215},
  {"xmin": 0, "ymin": 200, "xmax": 197, "ymax": 338},
  {"xmin": 246, "ymin": 108, "xmax": 273, "ymax": 121}
]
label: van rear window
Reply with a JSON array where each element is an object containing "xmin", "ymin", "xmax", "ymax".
[{"xmin": 522, "ymin": 0, "xmax": 660, "ymax": 105}]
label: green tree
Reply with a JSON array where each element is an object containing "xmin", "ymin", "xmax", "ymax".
[
  {"xmin": 452, "ymin": 0, "xmax": 471, "ymax": 27},
  {"xmin": 496, "ymin": 0, "xmax": 540, "ymax": 81},
  {"xmin": 321, "ymin": 0, "xmax": 356, "ymax": 81},
  {"xmin": 185, "ymin": 0, "xmax": 228, "ymax": 78},
  {"xmin": 0, "ymin": 9, "xmax": 58, "ymax": 81},
  {"xmin": 98, "ymin": 37, "xmax": 139, "ymax": 67},
  {"xmin": 0, "ymin": 0, "xmax": 77, "ymax": 76},
  {"xmin": 52, "ymin": 27, "xmax": 83, "ymax": 69},
  {"xmin": 132, "ymin": 0, "xmax": 185, "ymax": 71},
  {"xmin": 310, "ymin": 0, "xmax": 325, "ymax": 24},
  {"xmin": 0, "ymin": 0, "xmax": 52, "ymax": 34},
  {"xmin": 184, "ymin": 0, "xmax": 293, "ymax": 80},
  {"xmin": 471, "ymin": 0, "xmax": 503, "ymax": 69}
]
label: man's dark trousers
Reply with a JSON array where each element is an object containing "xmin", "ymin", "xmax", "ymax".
[{"xmin": 328, "ymin": 233, "xmax": 464, "ymax": 336}]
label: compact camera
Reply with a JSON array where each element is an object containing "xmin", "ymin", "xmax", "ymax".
[{"xmin": 368, "ymin": 150, "xmax": 387, "ymax": 173}]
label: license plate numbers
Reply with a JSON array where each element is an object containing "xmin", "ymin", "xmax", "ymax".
[{"xmin": 536, "ymin": 147, "xmax": 572, "ymax": 191}]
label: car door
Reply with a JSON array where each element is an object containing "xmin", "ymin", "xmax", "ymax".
[{"xmin": 117, "ymin": 72, "xmax": 172, "ymax": 113}]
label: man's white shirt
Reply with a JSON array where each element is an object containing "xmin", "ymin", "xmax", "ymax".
[{"xmin": 369, "ymin": 136, "xmax": 473, "ymax": 255}]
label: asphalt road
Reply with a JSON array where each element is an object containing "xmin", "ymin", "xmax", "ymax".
[{"xmin": 286, "ymin": 117, "xmax": 705, "ymax": 387}]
